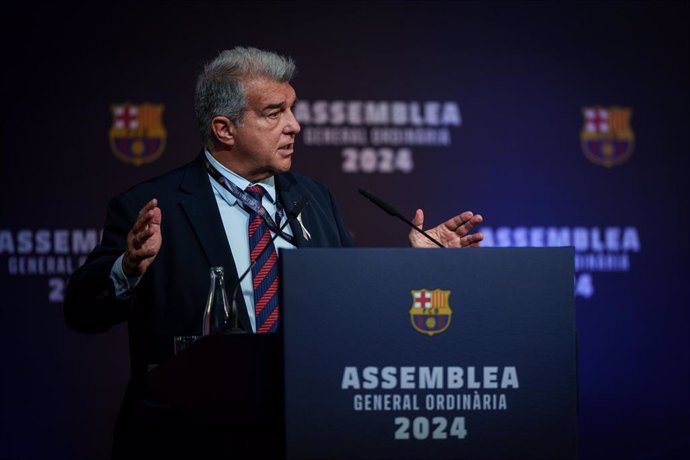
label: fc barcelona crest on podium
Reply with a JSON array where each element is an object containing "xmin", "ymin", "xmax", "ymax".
[{"xmin": 409, "ymin": 289, "xmax": 452, "ymax": 336}]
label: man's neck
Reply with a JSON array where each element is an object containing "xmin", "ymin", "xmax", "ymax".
[{"xmin": 208, "ymin": 149, "xmax": 273, "ymax": 183}]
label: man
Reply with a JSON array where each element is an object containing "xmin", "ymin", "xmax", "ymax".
[{"xmin": 64, "ymin": 46, "xmax": 483, "ymax": 458}]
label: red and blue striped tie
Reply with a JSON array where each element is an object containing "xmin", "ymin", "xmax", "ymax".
[{"xmin": 245, "ymin": 185, "xmax": 280, "ymax": 333}]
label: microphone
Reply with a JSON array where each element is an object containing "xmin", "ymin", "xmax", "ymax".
[
  {"xmin": 226, "ymin": 195, "xmax": 310, "ymax": 333},
  {"xmin": 357, "ymin": 188, "xmax": 445, "ymax": 248}
]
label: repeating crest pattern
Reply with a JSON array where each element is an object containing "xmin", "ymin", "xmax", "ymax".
[
  {"xmin": 109, "ymin": 102, "xmax": 167, "ymax": 166},
  {"xmin": 580, "ymin": 106, "xmax": 634, "ymax": 168}
]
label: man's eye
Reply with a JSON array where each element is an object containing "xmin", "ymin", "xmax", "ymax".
[{"xmin": 267, "ymin": 111, "xmax": 280, "ymax": 119}]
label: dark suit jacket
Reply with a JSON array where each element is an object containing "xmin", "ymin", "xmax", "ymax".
[{"xmin": 64, "ymin": 153, "xmax": 354, "ymax": 386}]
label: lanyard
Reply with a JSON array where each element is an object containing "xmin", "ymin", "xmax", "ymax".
[{"xmin": 204, "ymin": 158, "xmax": 296, "ymax": 245}]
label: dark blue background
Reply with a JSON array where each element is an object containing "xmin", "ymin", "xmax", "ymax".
[{"xmin": 1, "ymin": 2, "xmax": 688, "ymax": 459}]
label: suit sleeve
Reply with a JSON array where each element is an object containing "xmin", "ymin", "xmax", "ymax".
[{"xmin": 63, "ymin": 194, "xmax": 137, "ymax": 333}]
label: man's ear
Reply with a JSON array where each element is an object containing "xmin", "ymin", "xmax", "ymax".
[{"xmin": 211, "ymin": 116, "xmax": 235, "ymax": 146}]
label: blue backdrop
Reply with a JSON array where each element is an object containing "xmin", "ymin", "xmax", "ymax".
[{"xmin": 1, "ymin": 1, "xmax": 688, "ymax": 459}]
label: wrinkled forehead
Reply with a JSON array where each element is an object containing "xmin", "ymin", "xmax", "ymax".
[{"xmin": 243, "ymin": 77, "xmax": 297, "ymax": 110}]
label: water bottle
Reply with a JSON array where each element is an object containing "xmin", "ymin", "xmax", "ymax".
[{"xmin": 202, "ymin": 266, "xmax": 230, "ymax": 335}]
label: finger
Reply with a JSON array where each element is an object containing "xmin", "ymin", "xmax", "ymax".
[
  {"xmin": 461, "ymin": 231, "xmax": 484, "ymax": 247},
  {"xmin": 150, "ymin": 206, "xmax": 162, "ymax": 226},
  {"xmin": 130, "ymin": 215, "xmax": 150, "ymax": 238},
  {"xmin": 443, "ymin": 211, "xmax": 474, "ymax": 231},
  {"xmin": 137, "ymin": 246, "xmax": 159, "ymax": 258},
  {"xmin": 455, "ymin": 213, "xmax": 483, "ymax": 236},
  {"xmin": 140, "ymin": 227, "xmax": 157, "ymax": 245},
  {"xmin": 127, "ymin": 236, "xmax": 160, "ymax": 260},
  {"xmin": 131, "ymin": 207, "xmax": 162, "ymax": 242},
  {"xmin": 132, "ymin": 199, "xmax": 159, "ymax": 230},
  {"xmin": 142, "ymin": 209, "xmax": 162, "ymax": 245},
  {"xmin": 468, "ymin": 231, "xmax": 484, "ymax": 244},
  {"xmin": 129, "ymin": 225, "xmax": 155, "ymax": 251},
  {"xmin": 138, "ymin": 198, "xmax": 158, "ymax": 218},
  {"xmin": 411, "ymin": 209, "xmax": 424, "ymax": 229}
]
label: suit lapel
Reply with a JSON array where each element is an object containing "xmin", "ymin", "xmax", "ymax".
[
  {"xmin": 276, "ymin": 174, "xmax": 314, "ymax": 248},
  {"xmin": 178, "ymin": 154, "xmax": 252, "ymax": 332}
]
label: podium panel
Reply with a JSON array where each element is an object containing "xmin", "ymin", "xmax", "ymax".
[{"xmin": 281, "ymin": 247, "xmax": 577, "ymax": 460}]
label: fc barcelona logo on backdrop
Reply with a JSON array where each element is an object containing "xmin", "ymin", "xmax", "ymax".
[
  {"xmin": 580, "ymin": 106, "xmax": 634, "ymax": 168},
  {"xmin": 109, "ymin": 102, "xmax": 167, "ymax": 166},
  {"xmin": 409, "ymin": 289, "xmax": 452, "ymax": 336}
]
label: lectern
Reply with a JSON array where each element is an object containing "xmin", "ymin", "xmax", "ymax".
[
  {"xmin": 281, "ymin": 247, "xmax": 577, "ymax": 460},
  {"xmin": 147, "ymin": 247, "xmax": 577, "ymax": 460},
  {"xmin": 147, "ymin": 333, "xmax": 281, "ymax": 421},
  {"xmin": 145, "ymin": 323, "xmax": 283, "ymax": 457}
]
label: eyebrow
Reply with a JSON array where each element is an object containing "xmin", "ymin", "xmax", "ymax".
[
  {"xmin": 262, "ymin": 102, "xmax": 285, "ymax": 111},
  {"xmin": 261, "ymin": 97, "xmax": 298, "ymax": 112}
]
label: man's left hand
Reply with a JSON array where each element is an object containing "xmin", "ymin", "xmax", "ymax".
[{"xmin": 409, "ymin": 209, "xmax": 483, "ymax": 248}]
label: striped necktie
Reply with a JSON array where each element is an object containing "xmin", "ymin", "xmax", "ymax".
[{"xmin": 245, "ymin": 185, "xmax": 280, "ymax": 333}]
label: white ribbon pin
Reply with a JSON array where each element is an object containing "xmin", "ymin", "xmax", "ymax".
[{"xmin": 295, "ymin": 212, "xmax": 311, "ymax": 241}]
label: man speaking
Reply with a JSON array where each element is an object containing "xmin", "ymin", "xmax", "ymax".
[{"xmin": 64, "ymin": 46, "xmax": 483, "ymax": 458}]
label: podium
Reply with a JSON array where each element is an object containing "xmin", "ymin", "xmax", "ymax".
[
  {"xmin": 145, "ymin": 331, "xmax": 284, "ymax": 457},
  {"xmin": 146, "ymin": 247, "xmax": 577, "ymax": 460},
  {"xmin": 147, "ymin": 333, "xmax": 281, "ymax": 421},
  {"xmin": 281, "ymin": 247, "xmax": 577, "ymax": 460}
]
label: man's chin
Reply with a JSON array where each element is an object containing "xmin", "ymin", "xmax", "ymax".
[{"xmin": 273, "ymin": 158, "xmax": 292, "ymax": 174}]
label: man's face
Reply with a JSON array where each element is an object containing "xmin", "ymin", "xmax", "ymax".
[{"xmin": 231, "ymin": 77, "xmax": 301, "ymax": 182}]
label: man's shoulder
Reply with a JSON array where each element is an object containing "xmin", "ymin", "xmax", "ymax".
[
  {"xmin": 276, "ymin": 171, "xmax": 331, "ymax": 195},
  {"xmin": 117, "ymin": 155, "xmax": 204, "ymax": 199}
]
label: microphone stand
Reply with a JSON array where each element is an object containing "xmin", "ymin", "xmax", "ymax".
[{"xmin": 357, "ymin": 188, "xmax": 445, "ymax": 248}]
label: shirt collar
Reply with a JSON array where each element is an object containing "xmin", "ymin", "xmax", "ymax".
[{"xmin": 204, "ymin": 149, "xmax": 277, "ymax": 205}]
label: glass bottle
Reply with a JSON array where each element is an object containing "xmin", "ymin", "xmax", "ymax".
[{"xmin": 202, "ymin": 266, "xmax": 230, "ymax": 335}]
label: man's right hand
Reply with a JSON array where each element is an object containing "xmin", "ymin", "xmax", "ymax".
[{"xmin": 123, "ymin": 198, "xmax": 162, "ymax": 277}]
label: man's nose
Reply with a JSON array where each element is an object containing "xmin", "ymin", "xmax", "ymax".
[{"xmin": 284, "ymin": 109, "xmax": 301, "ymax": 135}]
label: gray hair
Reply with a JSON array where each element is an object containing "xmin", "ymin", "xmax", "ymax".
[{"xmin": 194, "ymin": 46, "xmax": 296, "ymax": 144}]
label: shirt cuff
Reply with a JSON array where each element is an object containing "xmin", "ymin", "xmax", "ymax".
[{"xmin": 110, "ymin": 254, "xmax": 142, "ymax": 298}]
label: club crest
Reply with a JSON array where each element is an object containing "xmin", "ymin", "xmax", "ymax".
[
  {"xmin": 109, "ymin": 102, "xmax": 167, "ymax": 166},
  {"xmin": 409, "ymin": 289, "xmax": 452, "ymax": 336},
  {"xmin": 580, "ymin": 106, "xmax": 634, "ymax": 168}
]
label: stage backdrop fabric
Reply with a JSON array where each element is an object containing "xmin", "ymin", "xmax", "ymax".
[{"xmin": 1, "ymin": 2, "xmax": 688, "ymax": 459}]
